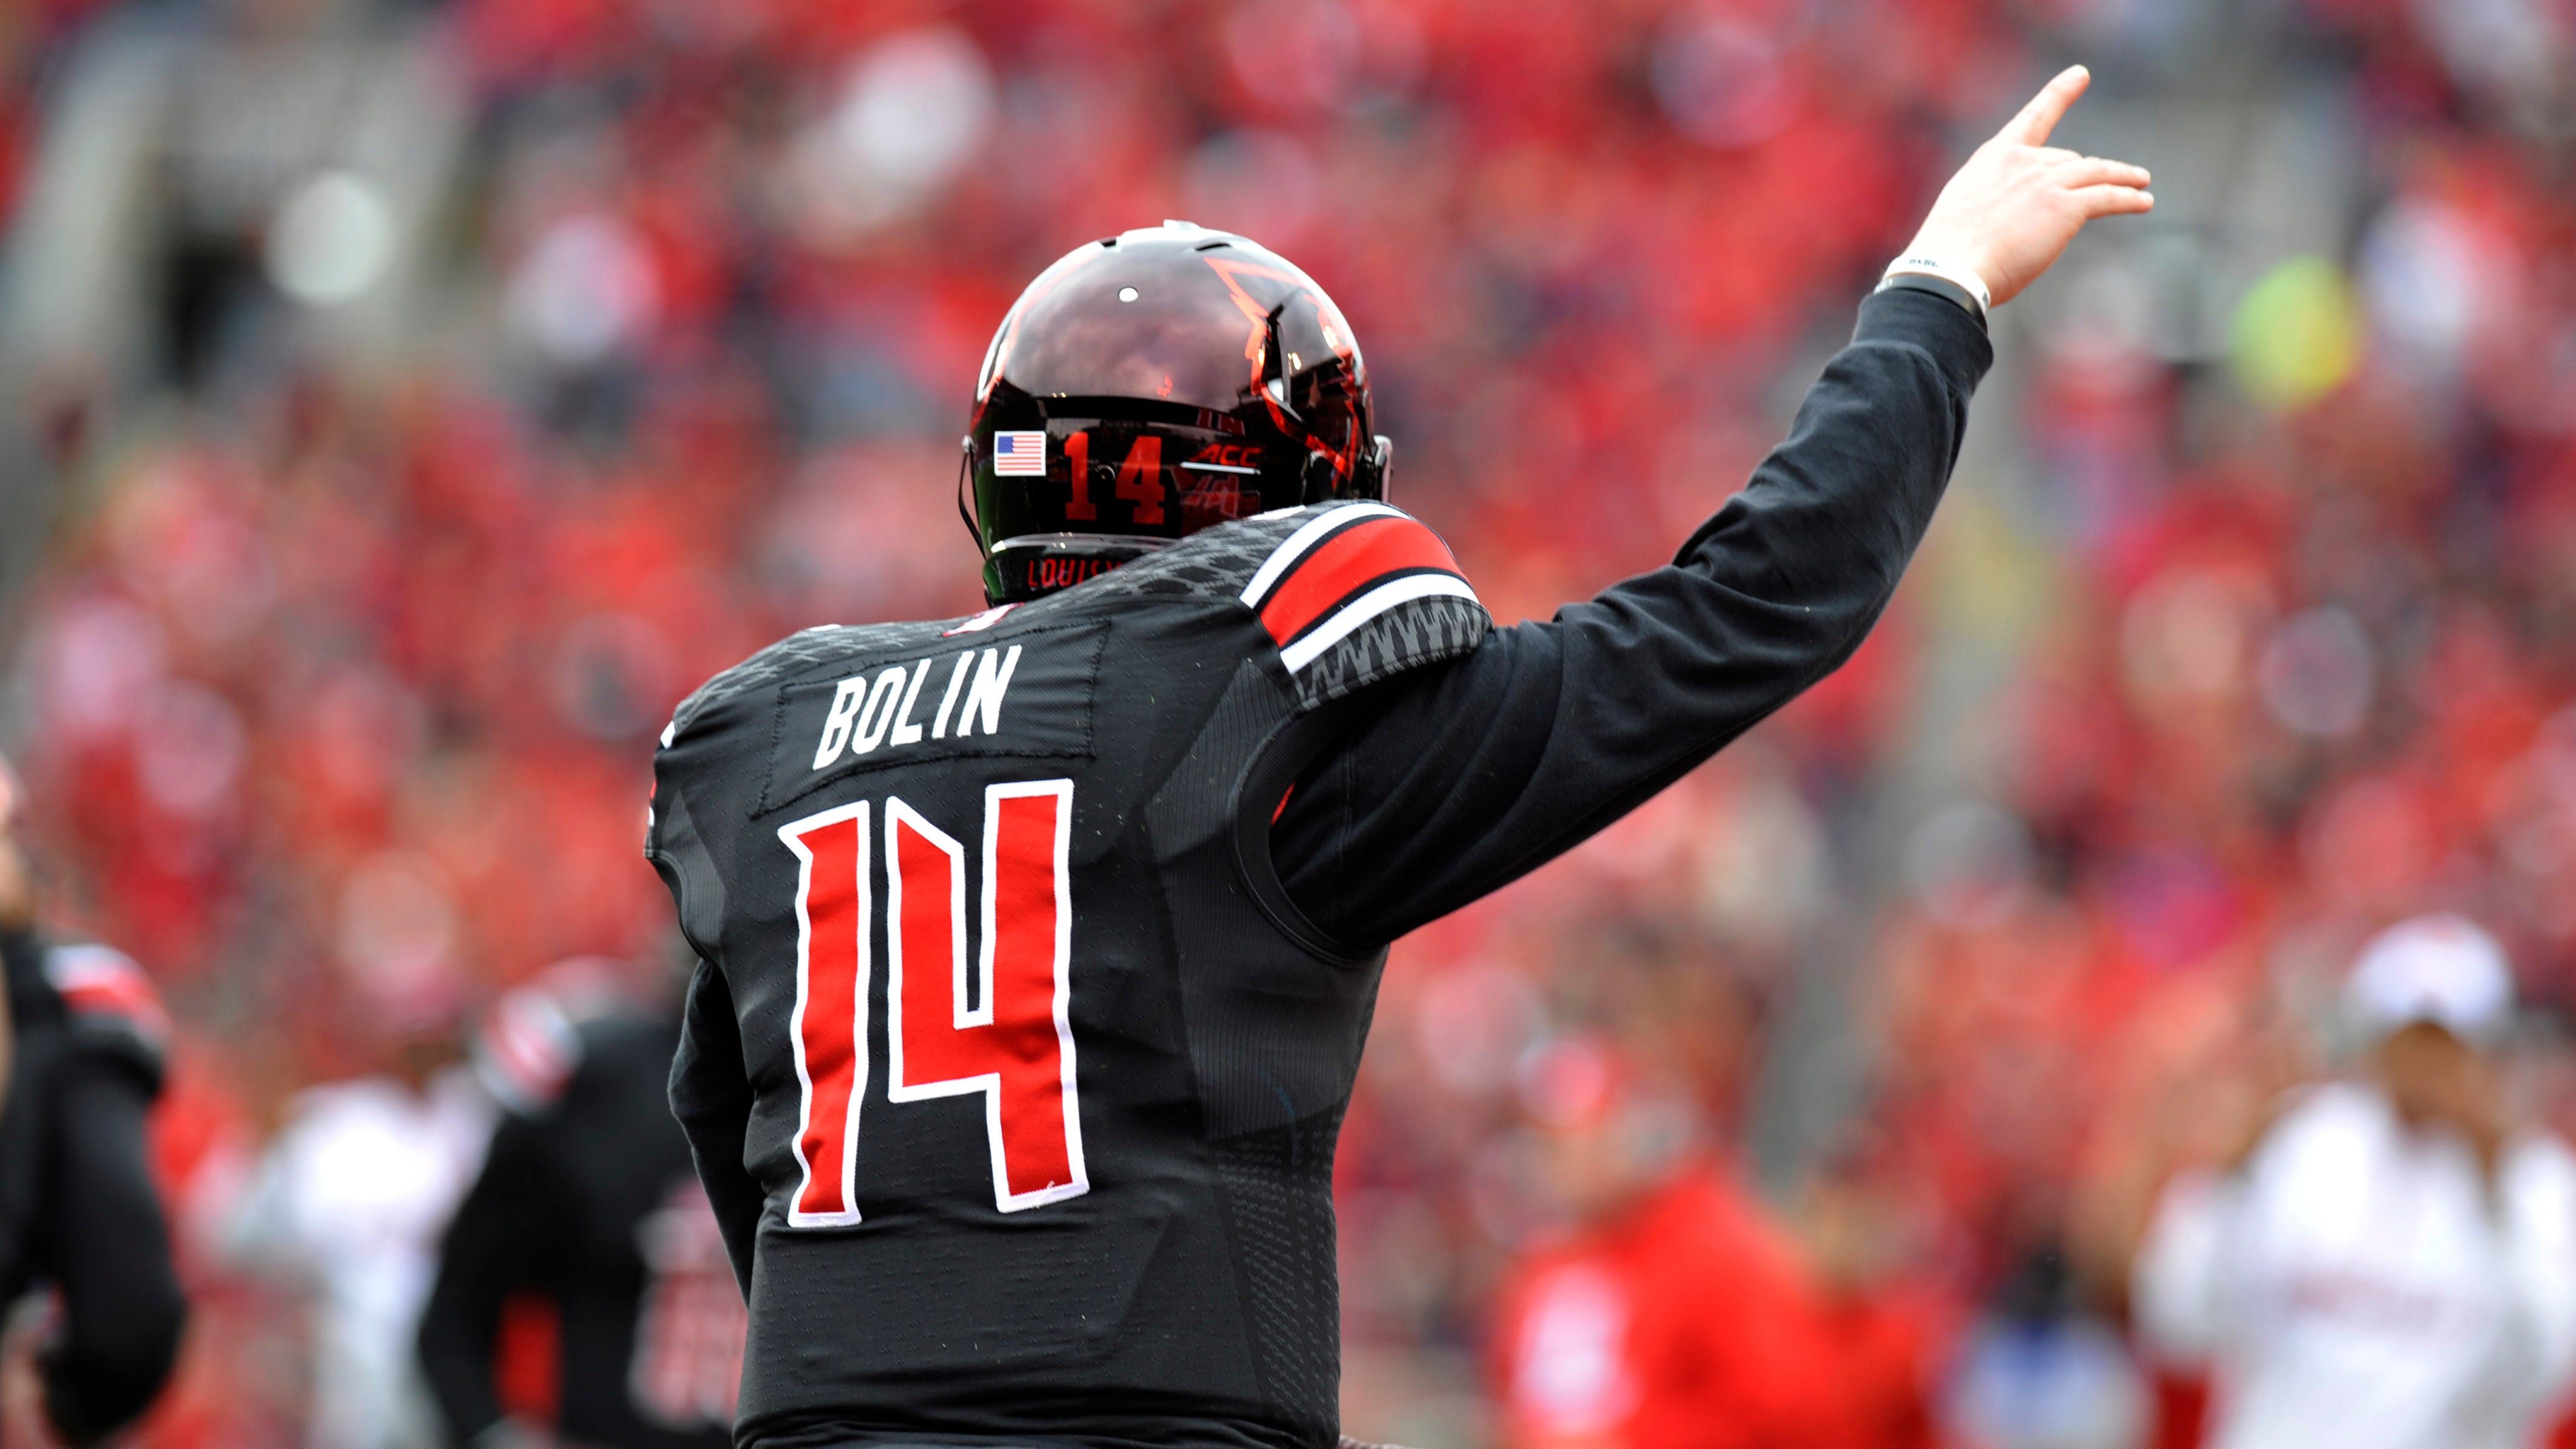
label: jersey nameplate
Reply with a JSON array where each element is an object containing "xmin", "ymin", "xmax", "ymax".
[{"xmin": 757, "ymin": 620, "xmax": 1105, "ymax": 817}]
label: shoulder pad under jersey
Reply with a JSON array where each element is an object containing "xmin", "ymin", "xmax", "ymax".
[
  {"xmin": 1083, "ymin": 501, "xmax": 1491, "ymax": 709},
  {"xmin": 662, "ymin": 618, "xmax": 946, "ymax": 746},
  {"xmin": 42, "ymin": 941, "xmax": 169, "ymax": 1092}
]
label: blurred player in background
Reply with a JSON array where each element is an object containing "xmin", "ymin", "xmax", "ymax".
[
  {"xmin": 2131, "ymin": 915, "xmax": 2576, "ymax": 1449},
  {"xmin": 420, "ymin": 960, "xmax": 744, "ymax": 1449},
  {"xmin": 228, "ymin": 953, "xmax": 494, "ymax": 1449},
  {"xmin": 1489, "ymin": 1036, "xmax": 1937, "ymax": 1449},
  {"xmin": 650, "ymin": 66, "xmax": 2149, "ymax": 1449},
  {"xmin": 0, "ymin": 750, "xmax": 187, "ymax": 1444}
]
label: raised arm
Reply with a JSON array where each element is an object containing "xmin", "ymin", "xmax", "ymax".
[{"xmin": 1273, "ymin": 67, "xmax": 2150, "ymax": 947}]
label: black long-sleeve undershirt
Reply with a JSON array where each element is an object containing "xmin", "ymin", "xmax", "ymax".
[{"xmin": 1271, "ymin": 286, "xmax": 1988, "ymax": 944}]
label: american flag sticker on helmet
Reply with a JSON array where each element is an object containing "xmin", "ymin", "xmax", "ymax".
[{"xmin": 993, "ymin": 430, "xmax": 1048, "ymax": 476}]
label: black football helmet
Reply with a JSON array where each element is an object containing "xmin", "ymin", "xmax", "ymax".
[{"xmin": 963, "ymin": 222, "xmax": 1390, "ymax": 604}]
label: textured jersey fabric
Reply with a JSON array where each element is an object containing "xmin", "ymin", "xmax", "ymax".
[
  {"xmin": 653, "ymin": 286, "xmax": 1990, "ymax": 1447},
  {"xmin": 1272, "ymin": 288, "xmax": 1990, "ymax": 947}
]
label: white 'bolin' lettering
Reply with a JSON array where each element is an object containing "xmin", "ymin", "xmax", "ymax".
[
  {"xmin": 813, "ymin": 678, "xmax": 867, "ymax": 769},
  {"xmin": 850, "ymin": 667, "xmax": 908, "ymax": 755},
  {"xmin": 930, "ymin": 653, "xmax": 972, "ymax": 739},
  {"xmin": 888, "ymin": 659, "xmax": 933, "ymax": 746},
  {"xmin": 813, "ymin": 646, "xmax": 1025, "ymax": 769},
  {"xmin": 954, "ymin": 646, "xmax": 1022, "ymax": 738}
]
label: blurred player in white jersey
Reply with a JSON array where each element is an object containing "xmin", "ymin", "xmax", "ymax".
[
  {"xmin": 229, "ymin": 956, "xmax": 493, "ymax": 1449},
  {"xmin": 2134, "ymin": 915, "xmax": 2576, "ymax": 1449}
]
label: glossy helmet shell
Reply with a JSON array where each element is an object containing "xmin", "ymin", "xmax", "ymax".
[{"xmin": 965, "ymin": 222, "xmax": 1389, "ymax": 604}]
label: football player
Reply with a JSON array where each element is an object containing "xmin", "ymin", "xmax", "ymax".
[
  {"xmin": 649, "ymin": 68, "xmax": 2150, "ymax": 1449},
  {"xmin": 0, "ymin": 751, "xmax": 188, "ymax": 1444},
  {"xmin": 419, "ymin": 964, "xmax": 744, "ymax": 1449}
]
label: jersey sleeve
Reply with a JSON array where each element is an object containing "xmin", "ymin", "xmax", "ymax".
[
  {"xmin": 1080, "ymin": 499, "xmax": 1493, "ymax": 712},
  {"xmin": 1272, "ymin": 287, "xmax": 1992, "ymax": 946},
  {"xmin": 39, "ymin": 1048, "xmax": 185, "ymax": 1442},
  {"xmin": 42, "ymin": 943, "xmax": 169, "ymax": 1095},
  {"xmin": 1231, "ymin": 503, "xmax": 1490, "ymax": 709},
  {"xmin": 648, "ymin": 625, "xmax": 847, "ymax": 965}
]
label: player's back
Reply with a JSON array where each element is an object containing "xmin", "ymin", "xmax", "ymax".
[
  {"xmin": 423, "ymin": 1001, "xmax": 745, "ymax": 1449},
  {"xmin": 649, "ymin": 501, "xmax": 1486, "ymax": 1448}
]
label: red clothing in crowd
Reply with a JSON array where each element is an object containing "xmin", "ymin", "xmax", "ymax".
[{"xmin": 1490, "ymin": 1171, "xmax": 1936, "ymax": 1449}]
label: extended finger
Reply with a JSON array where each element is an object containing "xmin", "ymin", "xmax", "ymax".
[
  {"xmin": 2002, "ymin": 65, "xmax": 2090, "ymax": 146},
  {"xmin": 2052, "ymin": 155, "xmax": 2152, "ymax": 189},
  {"xmin": 2070, "ymin": 184, "xmax": 2155, "ymax": 217}
]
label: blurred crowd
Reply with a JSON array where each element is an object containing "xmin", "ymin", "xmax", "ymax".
[{"xmin": 1, "ymin": 0, "xmax": 2574, "ymax": 1445}]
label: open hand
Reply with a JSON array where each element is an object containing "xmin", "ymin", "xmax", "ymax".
[{"xmin": 1902, "ymin": 66, "xmax": 2154, "ymax": 308}]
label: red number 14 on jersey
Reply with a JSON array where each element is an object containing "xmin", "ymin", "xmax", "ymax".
[{"xmin": 775, "ymin": 780, "xmax": 1086, "ymax": 1226}]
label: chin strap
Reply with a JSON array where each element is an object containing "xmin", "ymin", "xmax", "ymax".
[{"xmin": 955, "ymin": 435, "xmax": 985, "ymax": 552}]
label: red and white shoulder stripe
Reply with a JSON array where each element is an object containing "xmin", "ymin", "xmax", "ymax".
[
  {"xmin": 1239, "ymin": 504, "xmax": 1481, "ymax": 674},
  {"xmin": 44, "ymin": 943, "xmax": 170, "ymax": 1044},
  {"xmin": 474, "ymin": 982, "xmax": 584, "ymax": 1112}
]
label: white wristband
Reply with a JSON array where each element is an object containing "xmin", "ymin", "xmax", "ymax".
[{"xmin": 1881, "ymin": 254, "xmax": 1992, "ymax": 320}]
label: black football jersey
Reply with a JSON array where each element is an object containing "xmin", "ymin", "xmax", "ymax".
[
  {"xmin": 422, "ymin": 1008, "xmax": 746, "ymax": 1449},
  {"xmin": 649, "ymin": 501, "xmax": 1489, "ymax": 1448},
  {"xmin": 0, "ymin": 926, "xmax": 185, "ymax": 1442},
  {"xmin": 653, "ymin": 291, "xmax": 1999, "ymax": 1448}
]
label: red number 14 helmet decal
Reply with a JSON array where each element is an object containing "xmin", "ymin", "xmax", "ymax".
[{"xmin": 777, "ymin": 780, "xmax": 1085, "ymax": 1226}]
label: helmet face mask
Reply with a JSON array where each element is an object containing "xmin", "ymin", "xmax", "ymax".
[{"xmin": 965, "ymin": 223, "xmax": 1388, "ymax": 605}]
